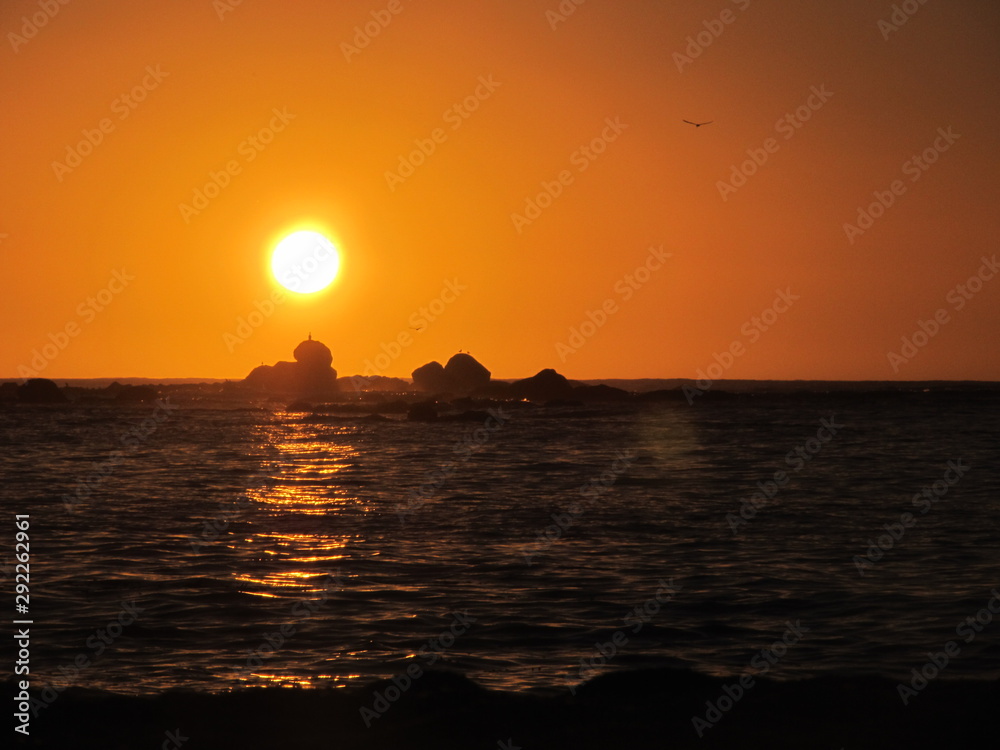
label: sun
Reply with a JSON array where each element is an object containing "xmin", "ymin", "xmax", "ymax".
[{"xmin": 271, "ymin": 230, "xmax": 340, "ymax": 294}]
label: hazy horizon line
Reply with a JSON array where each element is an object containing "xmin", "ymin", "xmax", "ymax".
[{"xmin": 4, "ymin": 376, "xmax": 999, "ymax": 385}]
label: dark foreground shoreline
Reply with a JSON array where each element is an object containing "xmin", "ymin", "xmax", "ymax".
[{"xmin": 10, "ymin": 669, "xmax": 997, "ymax": 749}]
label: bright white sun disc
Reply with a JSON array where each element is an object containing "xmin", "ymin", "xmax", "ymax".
[{"xmin": 271, "ymin": 231, "xmax": 340, "ymax": 294}]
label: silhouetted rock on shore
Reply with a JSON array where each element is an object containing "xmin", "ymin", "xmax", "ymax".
[
  {"xmin": 444, "ymin": 353, "xmax": 490, "ymax": 391},
  {"xmin": 412, "ymin": 361, "xmax": 448, "ymax": 392},
  {"xmin": 509, "ymin": 368, "xmax": 575, "ymax": 401},
  {"xmin": 293, "ymin": 337, "xmax": 334, "ymax": 369},
  {"xmin": 18, "ymin": 378, "xmax": 67, "ymax": 403},
  {"xmin": 412, "ymin": 353, "xmax": 491, "ymax": 394},
  {"xmin": 244, "ymin": 336, "xmax": 338, "ymax": 396}
]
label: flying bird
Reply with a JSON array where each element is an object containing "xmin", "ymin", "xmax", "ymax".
[{"xmin": 683, "ymin": 120, "xmax": 713, "ymax": 128}]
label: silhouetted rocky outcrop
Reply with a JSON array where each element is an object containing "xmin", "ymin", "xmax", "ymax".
[
  {"xmin": 412, "ymin": 353, "xmax": 491, "ymax": 394},
  {"xmin": 444, "ymin": 353, "xmax": 490, "ymax": 392},
  {"xmin": 244, "ymin": 336, "xmax": 338, "ymax": 397},
  {"xmin": 509, "ymin": 369, "xmax": 575, "ymax": 401},
  {"xmin": 293, "ymin": 337, "xmax": 333, "ymax": 370},
  {"xmin": 412, "ymin": 361, "xmax": 448, "ymax": 392},
  {"xmin": 18, "ymin": 378, "xmax": 67, "ymax": 403}
]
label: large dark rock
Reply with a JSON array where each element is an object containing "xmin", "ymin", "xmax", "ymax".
[
  {"xmin": 444, "ymin": 353, "xmax": 491, "ymax": 392},
  {"xmin": 293, "ymin": 338, "xmax": 334, "ymax": 369},
  {"xmin": 412, "ymin": 361, "xmax": 449, "ymax": 393},
  {"xmin": 18, "ymin": 378, "xmax": 68, "ymax": 403},
  {"xmin": 413, "ymin": 353, "xmax": 491, "ymax": 394},
  {"xmin": 243, "ymin": 336, "xmax": 338, "ymax": 397},
  {"xmin": 509, "ymin": 368, "xmax": 575, "ymax": 401}
]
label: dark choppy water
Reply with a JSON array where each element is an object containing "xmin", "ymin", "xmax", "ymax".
[{"xmin": 2, "ymin": 388, "xmax": 999, "ymax": 696}]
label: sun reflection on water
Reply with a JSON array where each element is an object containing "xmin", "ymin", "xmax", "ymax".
[{"xmin": 233, "ymin": 421, "xmax": 364, "ymax": 598}]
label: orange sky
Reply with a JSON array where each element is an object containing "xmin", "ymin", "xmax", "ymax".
[{"xmin": 2, "ymin": 0, "xmax": 998, "ymax": 381}]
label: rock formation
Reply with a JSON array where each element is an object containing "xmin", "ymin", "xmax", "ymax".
[
  {"xmin": 18, "ymin": 378, "xmax": 68, "ymax": 403},
  {"xmin": 508, "ymin": 368, "xmax": 575, "ymax": 401},
  {"xmin": 412, "ymin": 353, "xmax": 491, "ymax": 394},
  {"xmin": 444, "ymin": 353, "xmax": 491, "ymax": 392},
  {"xmin": 411, "ymin": 361, "xmax": 449, "ymax": 393},
  {"xmin": 244, "ymin": 335, "xmax": 338, "ymax": 397}
]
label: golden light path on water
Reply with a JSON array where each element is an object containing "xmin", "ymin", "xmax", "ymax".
[
  {"xmin": 223, "ymin": 409, "xmax": 713, "ymax": 691},
  {"xmin": 228, "ymin": 420, "xmax": 367, "ymax": 688}
]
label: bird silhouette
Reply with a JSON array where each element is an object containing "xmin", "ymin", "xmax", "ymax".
[{"xmin": 683, "ymin": 120, "xmax": 713, "ymax": 128}]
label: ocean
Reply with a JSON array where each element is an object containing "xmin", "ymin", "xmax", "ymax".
[{"xmin": 4, "ymin": 384, "xmax": 1000, "ymax": 747}]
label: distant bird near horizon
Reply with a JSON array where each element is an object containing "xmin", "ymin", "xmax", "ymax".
[{"xmin": 683, "ymin": 120, "xmax": 713, "ymax": 128}]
